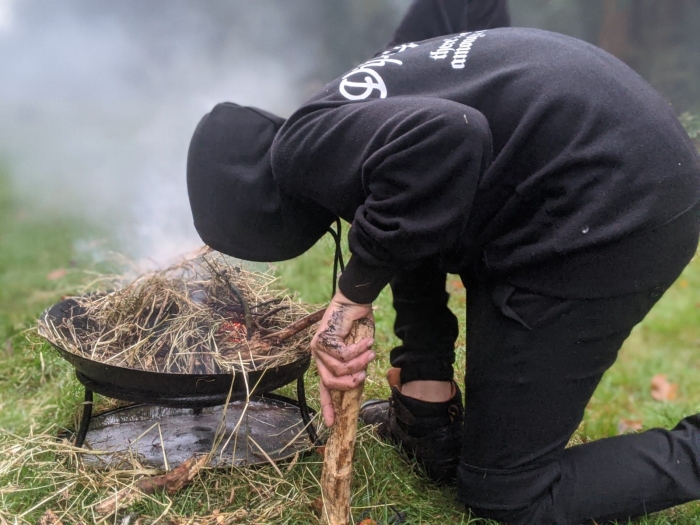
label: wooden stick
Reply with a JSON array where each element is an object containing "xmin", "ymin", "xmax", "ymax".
[
  {"xmin": 94, "ymin": 455, "xmax": 208, "ymax": 516},
  {"xmin": 321, "ymin": 317, "xmax": 375, "ymax": 525},
  {"xmin": 262, "ymin": 308, "xmax": 326, "ymax": 344}
]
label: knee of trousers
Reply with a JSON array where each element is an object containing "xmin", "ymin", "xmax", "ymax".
[{"xmin": 457, "ymin": 460, "xmax": 560, "ymax": 524}]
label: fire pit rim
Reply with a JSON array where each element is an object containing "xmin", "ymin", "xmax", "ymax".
[{"xmin": 40, "ymin": 298, "xmax": 312, "ymax": 407}]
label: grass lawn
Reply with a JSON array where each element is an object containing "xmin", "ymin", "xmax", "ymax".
[{"xmin": 2, "ymin": 136, "xmax": 700, "ymax": 523}]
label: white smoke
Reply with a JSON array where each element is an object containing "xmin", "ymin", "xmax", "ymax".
[
  {"xmin": 0, "ymin": 1, "xmax": 315, "ymax": 268},
  {"xmin": 0, "ymin": 0, "xmax": 15, "ymax": 33}
]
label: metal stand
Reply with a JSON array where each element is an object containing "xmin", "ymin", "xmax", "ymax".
[
  {"xmin": 74, "ymin": 389, "xmax": 93, "ymax": 448},
  {"xmin": 73, "ymin": 374, "xmax": 317, "ymax": 448},
  {"xmin": 296, "ymin": 374, "xmax": 320, "ymax": 445}
]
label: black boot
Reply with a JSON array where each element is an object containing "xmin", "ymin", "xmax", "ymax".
[{"xmin": 359, "ymin": 384, "xmax": 463, "ymax": 484}]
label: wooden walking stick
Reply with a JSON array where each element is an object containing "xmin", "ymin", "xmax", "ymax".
[{"xmin": 321, "ymin": 317, "xmax": 375, "ymax": 525}]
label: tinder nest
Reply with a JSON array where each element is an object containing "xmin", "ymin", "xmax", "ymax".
[{"xmin": 37, "ymin": 251, "xmax": 321, "ymax": 375}]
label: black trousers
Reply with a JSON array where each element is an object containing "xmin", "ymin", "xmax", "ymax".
[{"xmin": 389, "ymin": 232, "xmax": 700, "ymax": 524}]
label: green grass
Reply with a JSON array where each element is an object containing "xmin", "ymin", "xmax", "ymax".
[
  {"xmin": 2, "ymin": 144, "xmax": 700, "ymax": 523},
  {"xmin": 0, "ymin": 173, "xmax": 93, "ymax": 434}
]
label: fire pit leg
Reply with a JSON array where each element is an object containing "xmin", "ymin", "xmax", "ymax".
[
  {"xmin": 296, "ymin": 376, "xmax": 319, "ymax": 445},
  {"xmin": 75, "ymin": 388, "xmax": 93, "ymax": 448}
]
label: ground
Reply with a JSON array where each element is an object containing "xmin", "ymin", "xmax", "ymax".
[{"xmin": 2, "ymin": 134, "xmax": 700, "ymax": 523}]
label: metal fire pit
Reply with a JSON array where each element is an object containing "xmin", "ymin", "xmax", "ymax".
[{"xmin": 42, "ymin": 298, "xmax": 320, "ymax": 466}]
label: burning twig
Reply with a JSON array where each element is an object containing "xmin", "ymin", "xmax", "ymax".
[
  {"xmin": 262, "ymin": 308, "xmax": 326, "ymax": 345},
  {"xmin": 202, "ymin": 257, "xmax": 253, "ymax": 339},
  {"xmin": 257, "ymin": 305, "xmax": 289, "ymax": 324},
  {"xmin": 250, "ymin": 297, "xmax": 283, "ymax": 311}
]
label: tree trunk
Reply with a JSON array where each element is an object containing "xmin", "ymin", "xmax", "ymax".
[{"xmin": 598, "ymin": 0, "xmax": 630, "ymax": 59}]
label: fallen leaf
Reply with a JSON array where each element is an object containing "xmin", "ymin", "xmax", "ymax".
[
  {"xmin": 310, "ymin": 497, "xmax": 324, "ymax": 516},
  {"xmin": 680, "ymin": 279, "xmax": 690, "ymax": 288},
  {"xmin": 617, "ymin": 418, "xmax": 643, "ymax": 434},
  {"xmin": 46, "ymin": 268, "xmax": 68, "ymax": 281},
  {"xmin": 650, "ymin": 374, "xmax": 678, "ymax": 401},
  {"xmin": 448, "ymin": 278, "xmax": 465, "ymax": 290},
  {"xmin": 37, "ymin": 510, "xmax": 64, "ymax": 525}
]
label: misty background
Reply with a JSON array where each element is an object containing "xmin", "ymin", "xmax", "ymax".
[{"xmin": 1, "ymin": 0, "xmax": 699, "ymax": 267}]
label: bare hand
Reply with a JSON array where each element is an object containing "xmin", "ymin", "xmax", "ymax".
[{"xmin": 310, "ymin": 290, "xmax": 375, "ymax": 427}]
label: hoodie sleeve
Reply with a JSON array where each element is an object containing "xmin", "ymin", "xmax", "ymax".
[
  {"xmin": 271, "ymin": 97, "xmax": 492, "ymax": 304},
  {"xmin": 386, "ymin": 0, "xmax": 510, "ymax": 49}
]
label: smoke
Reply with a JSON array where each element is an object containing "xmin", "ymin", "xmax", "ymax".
[
  {"xmin": 0, "ymin": 0, "xmax": 15, "ymax": 33},
  {"xmin": 0, "ymin": 1, "xmax": 325, "ymax": 267}
]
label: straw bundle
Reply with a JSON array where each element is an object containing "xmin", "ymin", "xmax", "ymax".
[{"xmin": 37, "ymin": 251, "xmax": 317, "ymax": 374}]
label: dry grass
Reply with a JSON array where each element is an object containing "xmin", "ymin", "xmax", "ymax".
[
  {"xmin": 1, "ymin": 423, "xmax": 460, "ymax": 525},
  {"xmin": 36, "ymin": 251, "xmax": 315, "ymax": 376}
]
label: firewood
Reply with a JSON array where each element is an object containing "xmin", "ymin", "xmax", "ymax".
[
  {"xmin": 94, "ymin": 455, "xmax": 209, "ymax": 516},
  {"xmin": 321, "ymin": 317, "xmax": 375, "ymax": 525},
  {"xmin": 262, "ymin": 308, "xmax": 326, "ymax": 344}
]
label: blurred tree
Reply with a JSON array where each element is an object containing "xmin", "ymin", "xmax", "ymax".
[
  {"xmin": 597, "ymin": 0, "xmax": 700, "ymax": 113},
  {"xmin": 598, "ymin": 0, "xmax": 629, "ymax": 58},
  {"xmin": 512, "ymin": 0, "xmax": 700, "ymax": 114}
]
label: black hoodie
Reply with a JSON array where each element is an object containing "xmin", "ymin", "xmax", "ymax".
[{"xmin": 271, "ymin": 28, "xmax": 700, "ymax": 303}]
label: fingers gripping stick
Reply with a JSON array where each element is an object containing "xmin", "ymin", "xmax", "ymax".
[{"xmin": 321, "ymin": 317, "xmax": 375, "ymax": 525}]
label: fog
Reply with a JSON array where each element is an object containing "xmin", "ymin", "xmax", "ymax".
[{"xmin": 0, "ymin": 0, "xmax": 698, "ymax": 266}]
